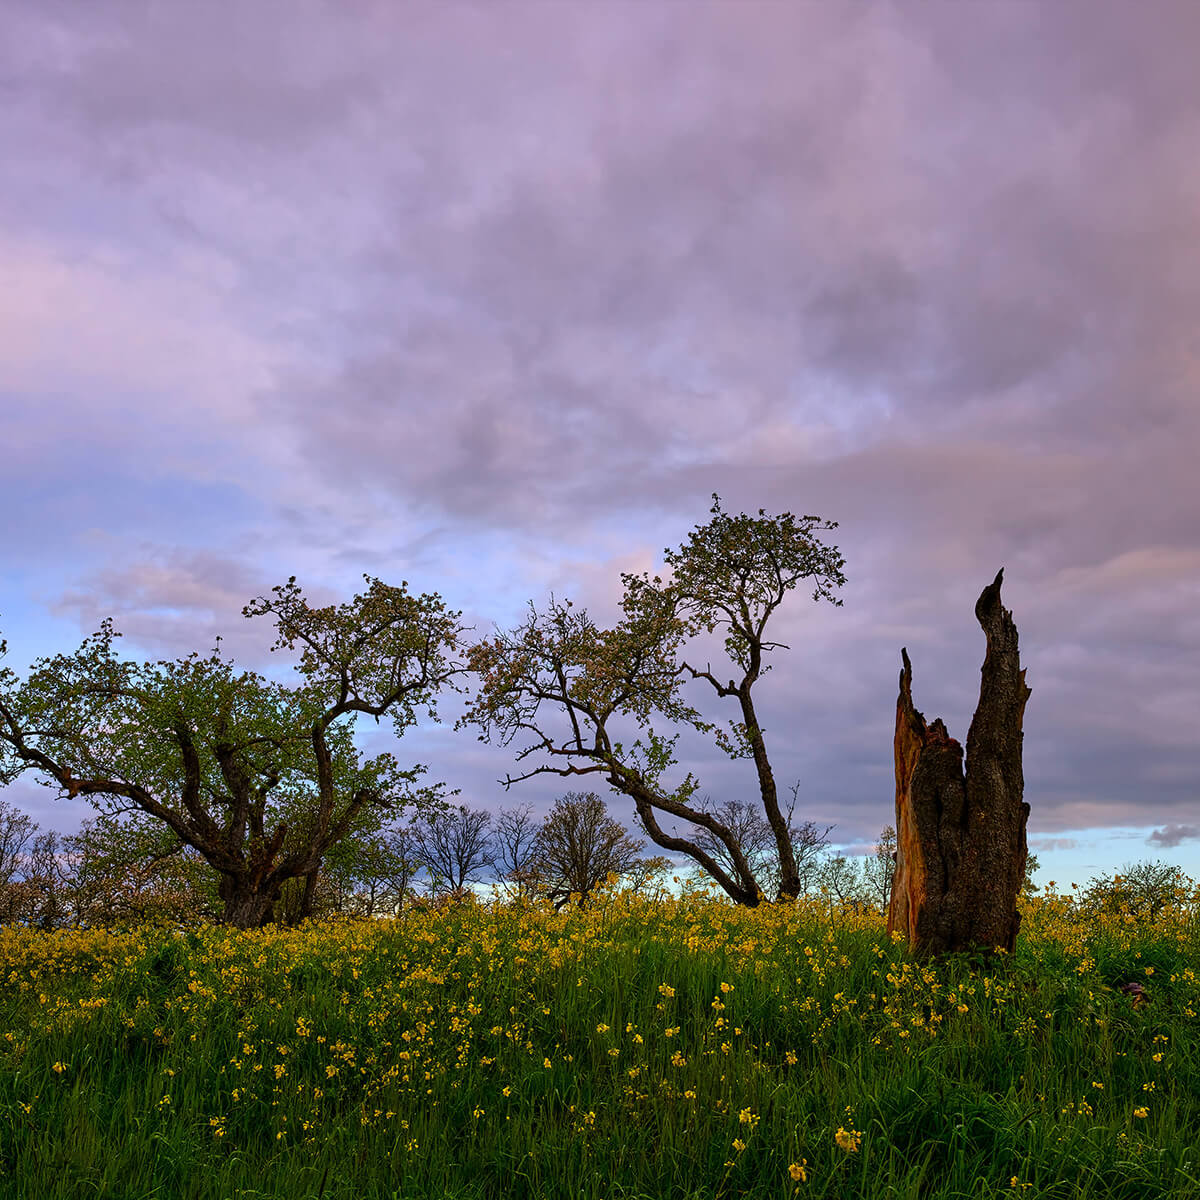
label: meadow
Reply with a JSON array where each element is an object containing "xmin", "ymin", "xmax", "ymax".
[{"xmin": 1, "ymin": 882, "xmax": 1198, "ymax": 1200}]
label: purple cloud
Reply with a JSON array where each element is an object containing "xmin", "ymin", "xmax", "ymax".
[{"xmin": 0, "ymin": 1, "xmax": 1197, "ymax": 889}]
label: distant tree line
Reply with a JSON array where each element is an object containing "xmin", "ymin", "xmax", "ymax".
[
  {"xmin": 0, "ymin": 789, "xmax": 656, "ymax": 927},
  {"xmin": 3, "ymin": 785, "xmax": 1078, "ymax": 932}
]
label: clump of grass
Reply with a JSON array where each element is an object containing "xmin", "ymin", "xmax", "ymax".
[{"xmin": 1, "ymin": 882, "xmax": 1197, "ymax": 1199}]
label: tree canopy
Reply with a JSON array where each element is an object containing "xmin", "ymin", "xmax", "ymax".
[{"xmin": 0, "ymin": 576, "xmax": 466, "ymax": 928}]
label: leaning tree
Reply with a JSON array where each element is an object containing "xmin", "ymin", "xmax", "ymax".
[
  {"xmin": 0, "ymin": 576, "xmax": 465, "ymax": 928},
  {"xmin": 463, "ymin": 495, "xmax": 845, "ymax": 906}
]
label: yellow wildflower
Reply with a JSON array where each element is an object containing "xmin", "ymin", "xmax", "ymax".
[{"xmin": 835, "ymin": 1126, "xmax": 861, "ymax": 1153}]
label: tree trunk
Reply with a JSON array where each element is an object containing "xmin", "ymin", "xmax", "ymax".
[
  {"xmin": 219, "ymin": 875, "xmax": 280, "ymax": 929},
  {"xmin": 296, "ymin": 867, "xmax": 320, "ymax": 925},
  {"xmin": 888, "ymin": 569, "xmax": 1032, "ymax": 958}
]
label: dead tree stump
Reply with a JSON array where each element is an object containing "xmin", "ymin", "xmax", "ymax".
[{"xmin": 887, "ymin": 568, "xmax": 1032, "ymax": 958}]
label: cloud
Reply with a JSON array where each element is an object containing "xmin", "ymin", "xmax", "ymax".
[
  {"xmin": 48, "ymin": 550, "xmax": 332, "ymax": 666},
  {"xmin": 1, "ymin": 0, "xmax": 1198, "ymax": 881},
  {"xmin": 1029, "ymin": 838, "xmax": 1080, "ymax": 854},
  {"xmin": 1148, "ymin": 824, "xmax": 1200, "ymax": 850}
]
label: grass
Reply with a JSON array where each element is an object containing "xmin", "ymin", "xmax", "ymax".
[{"xmin": 1, "ymin": 881, "xmax": 1198, "ymax": 1199}]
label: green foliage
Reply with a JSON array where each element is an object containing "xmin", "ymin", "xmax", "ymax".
[
  {"xmin": 0, "ymin": 576, "xmax": 466, "ymax": 927},
  {"xmin": 243, "ymin": 574, "xmax": 465, "ymax": 734},
  {"xmin": 861, "ymin": 824, "xmax": 897, "ymax": 913},
  {"xmin": 1020, "ymin": 852, "xmax": 1042, "ymax": 899},
  {"xmin": 1078, "ymin": 860, "xmax": 1194, "ymax": 923},
  {"xmin": 463, "ymin": 496, "xmax": 846, "ymax": 906},
  {"xmin": 663, "ymin": 493, "xmax": 846, "ymax": 674}
]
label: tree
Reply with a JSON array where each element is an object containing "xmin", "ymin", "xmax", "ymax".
[
  {"xmin": 1078, "ymin": 859, "xmax": 1192, "ymax": 923},
  {"xmin": 1019, "ymin": 852, "xmax": 1041, "ymax": 900},
  {"xmin": 491, "ymin": 803, "xmax": 544, "ymax": 901},
  {"xmin": 815, "ymin": 851, "xmax": 871, "ymax": 913},
  {"xmin": 410, "ymin": 803, "xmax": 493, "ymax": 896},
  {"xmin": 0, "ymin": 576, "xmax": 465, "ymax": 928},
  {"xmin": 888, "ymin": 569, "xmax": 1032, "ymax": 958},
  {"xmin": 531, "ymin": 790, "xmax": 650, "ymax": 910},
  {"xmin": 860, "ymin": 824, "xmax": 897, "ymax": 914},
  {"xmin": 0, "ymin": 798, "xmax": 218, "ymax": 930},
  {"xmin": 621, "ymin": 853, "xmax": 672, "ymax": 901},
  {"xmin": 61, "ymin": 811, "xmax": 220, "ymax": 928},
  {"xmin": 463, "ymin": 495, "xmax": 845, "ymax": 906},
  {"xmin": 680, "ymin": 786, "xmax": 832, "ymax": 901},
  {"xmin": 288, "ymin": 820, "xmax": 424, "ymax": 920},
  {"xmin": 0, "ymin": 798, "xmax": 60, "ymax": 928},
  {"xmin": 0, "ymin": 797, "xmax": 37, "ymax": 924},
  {"xmin": 346, "ymin": 823, "xmax": 424, "ymax": 916}
]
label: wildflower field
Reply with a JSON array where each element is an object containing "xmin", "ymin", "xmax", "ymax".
[{"xmin": 2, "ymin": 884, "xmax": 1198, "ymax": 1200}]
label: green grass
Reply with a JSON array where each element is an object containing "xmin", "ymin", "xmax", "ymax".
[{"xmin": 1, "ymin": 887, "xmax": 1197, "ymax": 1199}]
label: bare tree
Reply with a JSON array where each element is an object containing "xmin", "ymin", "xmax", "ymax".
[
  {"xmin": 301, "ymin": 821, "xmax": 424, "ymax": 919},
  {"xmin": 411, "ymin": 804, "xmax": 493, "ymax": 896},
  {"xmin": 24, "ymin": 830, "xmax": 67, "ymax": 929},
  {"xmin": 0, "ymin": 797, "xmax": 37, "ymax": 925},
  {"xmin": 622, "ymin": 853, "xmax": 672, "ymax": 901},
  {"xmin": 491, "ymin": 803, "xmax": 543, "ymax": 901},
  {"xmin": 463, "ymin": 496, "xmax": 845, "ymax": 907},
  {"xmin": 363, "ymin": 823, "xmax": 424, "ymax": 914},
  {"xmin": 681, "ymin": 784, "xmax": 832, "ymax": 900},
  {"xmin": 860, "ymin": 824, "xmax": 897, "ymax": 914},
  {"xmin": 532, "ymin": 791, "xmax": 649, "ymax": 910},
  {"xmin": 815, "ymin": 852, "xmax": 871, "ymax": 914},
  {"xmin": 0, "ymin": 800, "xmax": 63, "ymax": 928}
]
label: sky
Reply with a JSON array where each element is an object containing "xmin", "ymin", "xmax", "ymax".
[{"xmin": 2, "ymin": 0, "xmax": 1198, "ymax": 894}]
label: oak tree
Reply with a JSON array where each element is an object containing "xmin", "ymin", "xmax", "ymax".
[{"xmin": 463, "ymin": 496, "xmax": 845, "ymax": 905}]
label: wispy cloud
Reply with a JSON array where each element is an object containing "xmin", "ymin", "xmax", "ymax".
[{"xmin": 1148, "ymin": 824, "xmax": 1200, "ymax": 850}]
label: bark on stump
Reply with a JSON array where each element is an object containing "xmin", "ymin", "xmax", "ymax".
[{"xmin": 887, "ymin": 568, "xmax": 1032, "ymax": 958}]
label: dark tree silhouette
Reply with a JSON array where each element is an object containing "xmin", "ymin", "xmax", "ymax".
[
  {"xmin": 410, "ymin": 803, "xmax": 493, "ymax": 896},
  {"xmin": 682, "ymin": 787, "xmax": 832, "ymax": 900},
  {"xmin": 491, "ymin": 803, "xmax": 543, "ymax": 900}
]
